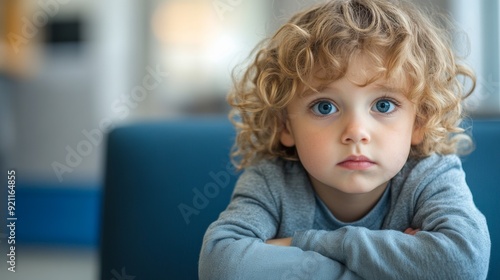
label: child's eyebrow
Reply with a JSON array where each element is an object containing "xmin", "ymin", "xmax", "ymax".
[
  {"xmin": 372, "ymin": 84, "xmax": 405, "ymax": 94},
  {"xmin": 300, "ymin": 85, "xmax": 329, "ymax": 97},
  {"xmin": 303, "ymin": 84, "xmax": 403, "ymax": 95}
]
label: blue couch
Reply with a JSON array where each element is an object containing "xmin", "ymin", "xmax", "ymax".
[{"xmin": 100, "ymin": 117, "xmax": 499, "ymax": 280}]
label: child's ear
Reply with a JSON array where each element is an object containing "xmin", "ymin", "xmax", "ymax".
[
  {"xmin": 411, "ymin": 125, "xmax": 424, "ymax": 145},
  {"xmin": 280, "ymin": 118, "xmax": 295, "ymax": 147}
]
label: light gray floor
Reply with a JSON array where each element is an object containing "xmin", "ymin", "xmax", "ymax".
[{"xmin": 0, "ymin": 245, "xmax": 98, "ymax": 280}]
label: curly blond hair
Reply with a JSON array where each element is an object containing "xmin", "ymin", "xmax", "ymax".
[{"xmin": 228, "ymin": 0, "xmax": 475, "ymax": 169}]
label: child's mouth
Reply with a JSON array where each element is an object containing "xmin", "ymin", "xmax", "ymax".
[{"xmin": 338, "ymin": 155, "xmax": 375, "ymax": 170}]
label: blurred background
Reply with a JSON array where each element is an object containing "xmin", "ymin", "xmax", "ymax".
[{"xmin": 0, "ymin": 0, "xmax": 498, "ymax": 279}]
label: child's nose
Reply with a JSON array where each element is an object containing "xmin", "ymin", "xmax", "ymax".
[{"xmin": 340, "ymin": 115, "xmax": 371, "ymax": 144}]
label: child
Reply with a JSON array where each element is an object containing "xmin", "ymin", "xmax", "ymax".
[{"xmin": 199, "ymin": 0, "xmax": 490, "ymax": 279}]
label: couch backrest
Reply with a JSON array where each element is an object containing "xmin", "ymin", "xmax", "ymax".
[
  {"xmin": 100, "ymin": 118, "xmax": 238, "ymax": 280},
  {"xmin": 460, "ymin": 119, "xmax": 500, "ymax": 280}
]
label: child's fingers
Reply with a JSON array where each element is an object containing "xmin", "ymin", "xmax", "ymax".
[
  {"xmin": 404, "ymin": 228, "xmax": 420, "ymax": 235},
  {"xmin": 266, "ymin": 237, "xmax": 292, "ymax": 246}
]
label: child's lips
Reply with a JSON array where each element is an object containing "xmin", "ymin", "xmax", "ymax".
[{"xmin": 338, "ymin": 155, "xmax": 376, "ymax": 170}]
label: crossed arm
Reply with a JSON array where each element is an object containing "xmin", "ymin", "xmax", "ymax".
[{"xmin": 266, "ymin": 228, "xmax": 420, "ymax": 246}]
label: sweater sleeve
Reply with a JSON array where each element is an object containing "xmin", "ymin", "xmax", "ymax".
[
  {"xmin": 198, "ymin": 164, "xmax": 363, "ymax": 280},
  {"xmin": 291, "ymin": 156, "xmax": 491, "ymax": 280}
]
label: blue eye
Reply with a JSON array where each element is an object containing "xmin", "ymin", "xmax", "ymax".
[
  {"xmin": 312, "ymin": 101, "xmax": 337, "ymax": 116},
  {"xmin": 373, "ymin": 99, "xmax": 396, "ymax": 113}
]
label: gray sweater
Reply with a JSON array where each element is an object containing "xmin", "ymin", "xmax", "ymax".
[{"xmin": 199, "ymin": 154, "xmax": 490, "ymax": 279}]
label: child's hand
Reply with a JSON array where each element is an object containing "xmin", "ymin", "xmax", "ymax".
[
  {"xmin": 404, "ymin": 228, "xmax": 420, "ymax": 235},
  {"xmin": 266, "ymin": 237, "xmax": 292, "ymax": 246}
]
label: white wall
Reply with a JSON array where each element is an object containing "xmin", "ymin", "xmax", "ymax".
[
  {"xmin": 7, "ymin": 0, "xmax": 147, "ymax": 186},
  {"xmin": 450, "ymin": 0, "xmax": 499, "ymax": 115}
]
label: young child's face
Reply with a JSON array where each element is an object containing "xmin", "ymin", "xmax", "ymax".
[{"xmin": 280, "ymin": 54, "xmax": 423, "ymax": 195}]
